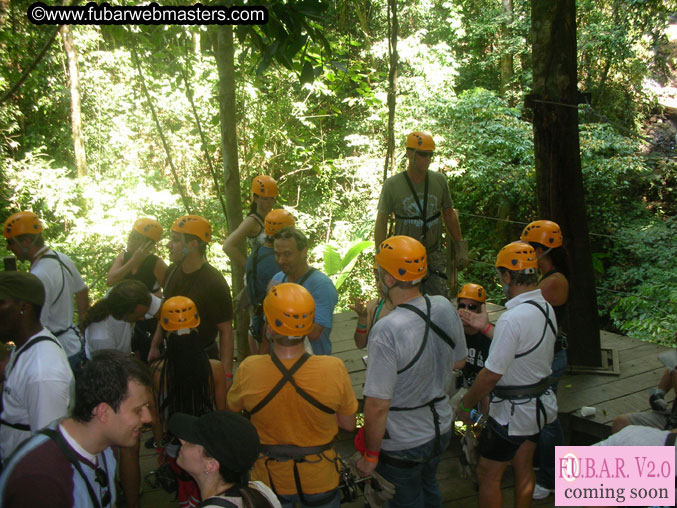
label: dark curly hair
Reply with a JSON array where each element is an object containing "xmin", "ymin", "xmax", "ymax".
[
  {"xmin": 81, "ymin": 279, "xmax": 151, "ymax": 331},
  {"xmin": 72, "ymin": 350, "xmax": 151, "ymax": 422}
]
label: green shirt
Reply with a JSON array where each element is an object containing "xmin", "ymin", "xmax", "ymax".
[{"xmin": 377, "ymin": 170, "xmax": 453, "ymax": 252}]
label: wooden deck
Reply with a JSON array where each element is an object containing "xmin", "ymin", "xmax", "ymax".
[{"xmin": 137, "ymin": 304, "xmax": 674, "ymax": 507}]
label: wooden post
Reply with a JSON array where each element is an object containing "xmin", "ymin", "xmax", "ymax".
[{"xmin": 531, "ymin": 0, "xmax": 602, "ymax": 367}]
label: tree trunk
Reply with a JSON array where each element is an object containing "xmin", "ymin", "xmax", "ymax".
[
  {"xmin": 499, "ymin": 0, "xmax": 514, "ymax": 96},
  {"xmin": 531, "ymin": 0, "xmax": 601, "ymax": 367},
  {"xmin": 383, "ymin": 0, "xmax": 398, "ymax": 181},
  {"xmin": 60, "ymin": 24, "xmax": 86, "ymax": 178},
  {"xmin": 214, "ymin": 25, "xmax": 249, "ymax": 359}
]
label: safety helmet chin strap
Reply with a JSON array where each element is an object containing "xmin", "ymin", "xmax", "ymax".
[
  {"xmin": 8, "ymin": 234, "xmax": 39, "ymax": 257},
  {"xmin": 537, "ymin": 247, "xmax": 553, "ymax": 260},
  {"xmin": 179, "ymin": 234, "xmax": 194, "ymax": 261}
]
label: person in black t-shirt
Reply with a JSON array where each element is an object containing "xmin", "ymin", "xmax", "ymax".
[
  {"xmin": 148, "ymin": 216, "xmax": 234, "ymax": 387},
  {"xmin": 456, "ymin": 283, "xmax": 493, "ymax": 390}
]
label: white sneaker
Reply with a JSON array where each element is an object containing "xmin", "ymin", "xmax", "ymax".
[{"xmin": 532, "ymin": 483, "xmax": 554, "ymax": 500}]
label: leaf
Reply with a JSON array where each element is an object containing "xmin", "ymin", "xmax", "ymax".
[
  {"xmin": 323, "ymin": 245, "xmax": 342, "ymax": 276},
  {"xmin": 300, "ymin": 61, "xmax": 314, "ymax": 84},
  {"xmin": 340, "ymin": 240, "xmax": 372, "ymax": 271}
]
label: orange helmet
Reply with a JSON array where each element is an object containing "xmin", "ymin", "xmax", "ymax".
[
  {"xmin": 495, "ymin": 241, "xmax": 537, "ymax": 272},
  {"xmin": 3, "ymin": 211, "xmax": 43, "ymax": 239},
  {"xmin": 457, "ymin": 283, "xmax": 486, "ymax": 303},
  {"xmin": 171, "ymin": 215, "xmax": 211, "ymax": 243},
  {"xmin": 264, "ymin": 209, "xmax": 294, "ymax": 237},
  {"xmin": 263, "ymin": 283, "xmax": 315, "ymax": 337},
  {"xmin": 161, "ymin": 296, "xmax": 200, "ymax": 331},
  {"xmin": 521, "ymin": 220, "xmax": 562, "ymax": 248},
  {"xmin": 251, "ymin": 175, "xmax": 279, "ymax": 198},
  {"xmin": 376, "ymin": 236, "xmax": 427, "ymax": 282},
  {"xmin": 405, "ymin": 131, "xmax": 435, "ymax": 151},
  {"xmin": 133, "ymin": 218, "xmax": 163, "ymax": 243}
]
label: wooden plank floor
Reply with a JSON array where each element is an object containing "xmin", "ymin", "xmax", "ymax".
[{"xmin": 136, "ymin": 303, "xmax": 674, "ymax": 507}]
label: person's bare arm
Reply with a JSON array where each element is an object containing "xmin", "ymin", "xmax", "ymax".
[
  {"xmin": 222, "ymin": 217, "xmax": 258, "ymax": 269},
  {"xmin": 457, "ymin": 368, "xmax": 502, "ymax": 424},
  {"xmin": 147, "ymin": 321, "xmax": 164, "ymax": 362},
  {"xmin": 106, "ymin": 240, "xmax": 155, "ymax": 286},
  {"xmin": 153, "ymin": 257, "xmax": 169, "ymax": 288},
  {"xmin": 442, "ymin": 207, "xmax": 462, "ymax": 242},
  {"xmin": 356, "ymin": 396, "xmax": 391, "ymax": 477},
  {"xmin": 374, "ymin": 211, "xmax": 388, "ymax": 251},
  {"xmin": 306, "ymin": 322, "xmax": 325, "ymax": 341},
  {"xmin": 210, "ymin": 360, "xmax": 228, "ymax": 410},
  {"xmin": 336, "ymin": 412, "xmax": 357, "ymax": 432}
]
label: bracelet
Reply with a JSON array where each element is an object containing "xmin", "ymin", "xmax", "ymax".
[
  {"xmin": 356, "ymin": 322, "xmax": 367, "ymax": 329},
  {"xmin": 363, "ymin": 453, "xmax": 378, "ymax": 463},
  {"xmin": 460, "ymin": 401, "xmax": 472, "ymax": 413},
  {"xmin": 225, "ymin": 372, "xmax": 233, "ymax": 379},
  {"xmin": 481, "ymin": 323, "xmax": 493, "ymax": 335},
  {"xmin": 365, "ymin": 448, "xmax": 380, "ymax": 458},
  {"xmin": 355, "ymin": 328, "xmax": 367, "ymax": 334}
]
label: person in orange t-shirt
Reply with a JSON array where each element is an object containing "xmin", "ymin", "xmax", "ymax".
[{"xmin": 228, "ymin": 283, "xmax": 357, "ymax": 508}]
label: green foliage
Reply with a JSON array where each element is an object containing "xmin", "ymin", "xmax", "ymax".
[
  {"xmin": 605, "ymin": 218, "xmax": 677, "ymax": 346},
  {"xmin": 321, "ymin": 239, "xmax": 372, "ymax": 290}
]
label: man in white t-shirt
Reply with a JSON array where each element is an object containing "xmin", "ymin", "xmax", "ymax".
[
  {"xmin": 0, "ymin": 271, "xmax": 74, "ymax": 462},
  {"xmin": 356, "ymin": 236, "xmax": 467, "ymax": 507},
  {"xmin": 457, "ymin": 242, "xmax": 558, "ymax": 508},
  {"xmin": 3, "ymin": 211, "xmax": 89, "ymax": 372}
]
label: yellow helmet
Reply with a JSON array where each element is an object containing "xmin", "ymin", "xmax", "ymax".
[
  {"xmin": 495, "ymin": 241, "xmax": 537, "ymax": 272},
  {"xmin": 133, "ymin": 218, "xmax": 163, "ymax": 243},
  {"xmin": 251, "ymin": 175, "xmax": 279, "ymax": 198},
  {"xmin": 521, "ymin": 220, "xmax": 563, "ymax": 248},
  {"xmin": 376, "ymin": 236, "xmax": 427, "ymax": 282},
  {"xmin": 161, "ymin": 296, "xmax": 200, "ymax": 331},
  {"xmin": 263, "ymin": 283, "xmax": 315, "ymax": 337},
  {"xmin": 457, "ymin": 283, "xmax": 486, "ymax": 303},
  {"xmin": 3, "ymin": 211, "xmax": 43, "ymax": 239},
  {"xmin": 171, "ymin": 215, "xmax": 212, "ymax": 243},
  {"xmin": 405, "ymin": 131, "xmax": 435, "ymax": 151},
  {"xmin": 264, "ymin": 209, "xmax": 295, "ymax": 237}
]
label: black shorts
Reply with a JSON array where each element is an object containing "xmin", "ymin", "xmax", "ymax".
[{"xmin": 478, "ymin": 417, "xmax": 539, "ymax": 462}]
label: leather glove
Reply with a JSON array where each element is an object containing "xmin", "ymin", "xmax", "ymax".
[
  {"xmin": 454, "ymin": 240, "xmax": 469, "ymax": 270},
  {"xmin": 364, "ymin": 470, "xmax": 396, "ymax": 508},
  {"xmin": 649, "ymin": 388, "xmax": 668, "ymax": 412}
]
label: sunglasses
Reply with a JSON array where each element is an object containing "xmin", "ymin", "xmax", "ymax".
[
  {"xmin": 415, "ymin": 151, "xmax": 434, "ymax": 159},
  {"xmin": 457, "ymin": 303, "xmax": 479, "ymax": 311},
  {"xmin": 95, "ymin": 467, "xmax": 111, "ymax": 506}
]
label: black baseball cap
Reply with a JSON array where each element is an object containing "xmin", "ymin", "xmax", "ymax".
[{"xmin": 169, "ymin": 411, "xmax": 260, "ymax": 474}]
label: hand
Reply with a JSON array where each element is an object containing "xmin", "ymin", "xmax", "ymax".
[
  {"xmin": 349, "ymin": 298, "xmax": 368, "ymax": 319},
  {"xmin": 356, "ymin": 454, "xmax": 379, "ymax": 477},
  {"xmin": 130, "ymin": 239, "xmax": 154, "ymax": 264},
  {"xmin": 455, "ymin": 240, "xmax": 469, "ymax": 270},
  {"xmin": 456, "ymin": 404, "xmax": 472, "ymax": 425},
  {"xmin": 649, "ymin": 389, "xmax": 667, "ymax": 411},
  {"xmin": 458, "ymin": 303, "xmax": 489, "ymax": 332}
]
